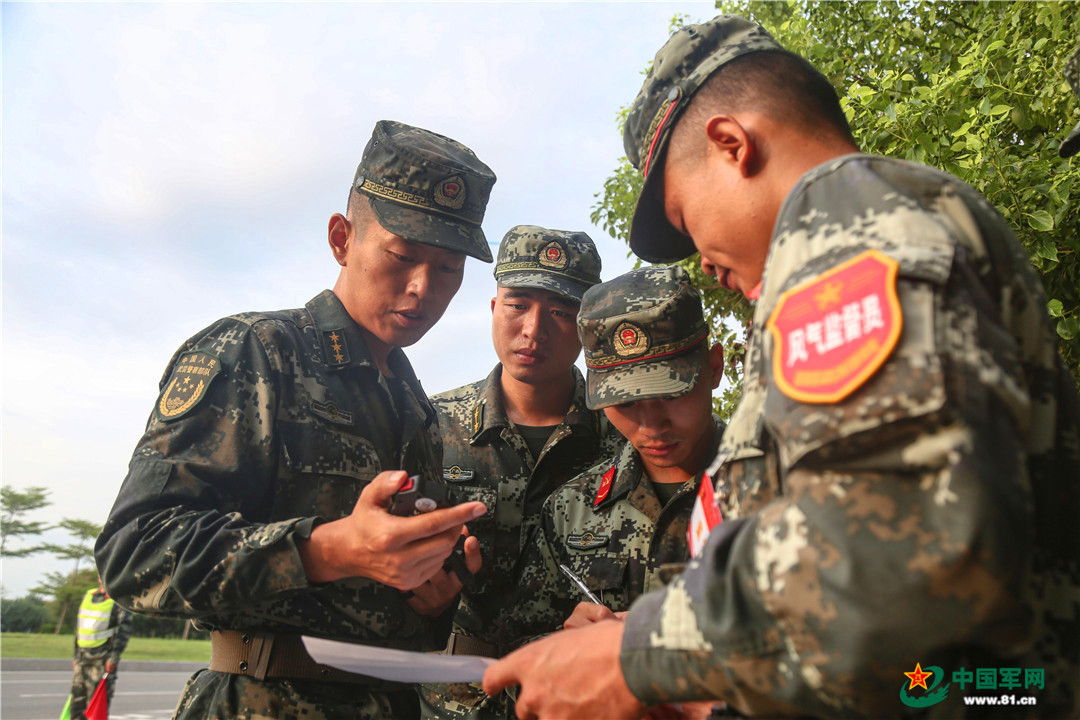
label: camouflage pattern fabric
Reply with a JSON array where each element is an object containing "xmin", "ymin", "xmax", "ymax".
[
  {"xmin": 420, "ymin": 365, "xmax": 623, "ymax": 719},
  {"xmin": 619, "ymin": 155, "xmax": 1080, "ymax": 718},
  {"xmin": 95, "ymin": 289, "xmax": 447, "ymax": 718},
  {"xmin": 504, "ymin": 417, "xmax": 723, "ymax": 650},
  {"xmin": 69, "ymin": 594, "xmax": 132, "ymax": 719}
]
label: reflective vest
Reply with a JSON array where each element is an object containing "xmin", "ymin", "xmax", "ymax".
[{"xmin": 76, "ymin": 590, "xmax": 116, "ymax": 648}]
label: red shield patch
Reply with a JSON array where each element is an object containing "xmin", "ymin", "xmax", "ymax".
[{"xmin": 767, "ymin": 250, "xmax": 901, "ymax": 403}]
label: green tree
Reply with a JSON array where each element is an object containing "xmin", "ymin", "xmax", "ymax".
[
  {"xmin": 38, "ymin": 518, "xmax": 103, "ymax": 633},
  {"xmin": 32, "ymin": 567, "xmax": 98, "ymax": 635},
  {"xmin": 593, "ymin": 1, "xmax": 1080, "ymax": 417},
  {"xmin": 0, "ymin": 595, "xmax": 49, "ymax": 633},
  {"xmin": 1, "ymin": 485, "xmax": 52, "ymax": 557}
]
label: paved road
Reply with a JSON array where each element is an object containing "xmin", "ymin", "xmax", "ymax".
[{"xmin": 2, "ymin": 666, "xmax": 197, "ymax": 720}]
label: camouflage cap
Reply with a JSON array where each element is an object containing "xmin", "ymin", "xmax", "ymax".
[
  {"xmin": 578, "ymin": 265, "xmax": 709, "ymax": 410},
  {"xmin": 623, "ymin": 16, "xmax": 781, "ymax": 263},
  {"xmin": 1059, "ymin": 45, "xmax": 1080, "ymax": 158},
  {"xmin": 353, "ymin": 120, "xmax": 497, "ymax": 262},
  {"xmin": 494, "ymin": 225, "xmax": 602, "ymax": 301}
]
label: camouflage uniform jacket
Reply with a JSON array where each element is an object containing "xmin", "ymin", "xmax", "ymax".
[
  {"xmin": 73, "ymin": 590, "xmax": 133, "ymax": 666},
  {"xmin": 619, "ymin": 155, "xmax": 1080, "ymax": 719},
  {"xmin": 95, "ymin": 289, "xmax": 446, "ymax": 718},
  {"xmin": 506, "ymin": 417, "xmax": 724, "ymax": 648},
  {"xmin": 421, "ymin": 365, "xmax": 622, "ymax": 717}
]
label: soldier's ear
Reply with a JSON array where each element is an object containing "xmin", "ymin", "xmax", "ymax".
[
  {"xmin": 328, "ymin": 213, "xmax": 351, "ymax": 266},
  {"xmin": 704, "ymin": 115, "xmax": 755, "ymax": 178},
  {"xmin": 707, "ymin": 344, "xmax": 724, "ymax": 389}
]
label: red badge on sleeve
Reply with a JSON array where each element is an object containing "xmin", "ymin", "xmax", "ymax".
[
  {"xmin": 767, "ymin": 250, "xmax": 901, "ymax": 404},
  {"xmin": 594, "ymin": 466, "xmax": 615, "ymax": 506}
]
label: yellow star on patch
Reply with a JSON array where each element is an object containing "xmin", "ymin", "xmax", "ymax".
[
  {"xmin": 904, "ymin": 662, "xmax": 932, "ymax": 691},
  {"xmin": 813, "ymin": 280, "xmax": 843, "ymax": 310}
]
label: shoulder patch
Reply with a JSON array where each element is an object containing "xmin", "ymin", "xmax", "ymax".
[
  {"xmin": 157, "ymin": 351, "xmax": 222, "ymax": 421},
  {"xmin": 767, "ymin": 249, "xmax": 901, "ymax": 404},
  {"xmin": 594, "ymin": 466, "xmax": 616, "ymax": 506},
  {"xmin": 566, "ymin": 532, "xmax": 610, "ymax": 550}
]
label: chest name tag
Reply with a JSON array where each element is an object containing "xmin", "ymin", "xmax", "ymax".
[
  {"xmin": 767, "ymin": 249, "xmax": 901, "ymax": 404},
  {"xmin": 157, "ymin": 351, "xmax": 222, "ymax": 421},
  {"xmin": 688, "ymin": 471, "xmax": 722, "ymax": 559},
  {"xmin": 566, "ymin": 532, "xmax": 609, "ymax": 550}
]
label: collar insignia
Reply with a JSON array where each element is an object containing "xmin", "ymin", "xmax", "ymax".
[
  {"xmin": 322, "ymin": 329, "xmax": 351, "ymax": 366},
  {"xmin": 594, "ymin": 466, "xmax": 616, "ymax": 506}
]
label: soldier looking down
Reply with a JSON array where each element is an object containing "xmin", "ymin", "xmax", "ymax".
[
  {"xmin": 421, "ymin": 226, "xmax": 623, "ymax": 719},
  {"xmin": 96, "ymin": 120, "xmax": 495, "ymax": 719},
  {"xmin": 505, "ymin": 265, "xmax": 726, "ymax": 720},
  {"xmin": 485, "ymin": 15, "xmax": 1080, "ymax": 720}
]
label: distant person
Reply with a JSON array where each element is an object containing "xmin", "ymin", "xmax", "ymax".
[
  {"xmin": 96, "ymin": 120, "xmax": 495, "ymax": 719},
  {"xmin": 505, "ymin": 265, "xmax": 725, "ymax": 720},
  {"xmin": 69, "ymin": 575, "xmax": 132, "ymax": 720},
  {"xmin": 421, "ymin": 226, "xmax": 623, "ymax": 719}
]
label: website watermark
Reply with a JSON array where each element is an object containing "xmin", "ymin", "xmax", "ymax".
[{"xmin": 899, "ymin": 662, "xmax": 1042, "ymax": 709}]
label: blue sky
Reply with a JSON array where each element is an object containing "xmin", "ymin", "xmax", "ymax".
[{"xmin": 2, "ymin": 1, "xmax": 714, "ymax": 597}]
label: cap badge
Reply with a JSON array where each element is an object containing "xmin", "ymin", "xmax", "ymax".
[
  {"xmin": 538, "ymin": 241, "xmax": 568, "ymax": 269},
  {"xmin": 434, "ymin": 175, "xmax": 466, "ymax": 210},
  {"xmin": 614, "ymin": 322, "xmax": 649, "ymax": 358}
]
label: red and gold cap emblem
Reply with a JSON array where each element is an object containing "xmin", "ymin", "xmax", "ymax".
[
  {"xmin": 613, "ymin": 321, "xmax": 649, "ymax": 358},
  {"xmin": 767, "ymin": 249, "xmax": 902, "ymax": 403},
  {"xmin": 433, "ymin": 175, "xmax": 466, "ymax": 209},
  {"xmin": 537, "ymin": 241, "xmax": 568, "ymax": 269}
]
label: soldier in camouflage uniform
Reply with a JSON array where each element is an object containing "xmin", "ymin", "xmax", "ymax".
[
  {"xmin": 95, "ymin": 120, "xmax": 496, "ymax": 720},
  {"xmin": 486, "ymin": 15, "xmax": 1080, "ymax": 720},
  {"xmin": 504, "ymin": 266, "xmax": 723, "ymax": 671},
  {"xmin": 421, "ymin": 226, "xmax": 623, "ymax": 719},
  {"xmin": 69, "ymin": 577, "xmax": 133, "ymax": 719}
]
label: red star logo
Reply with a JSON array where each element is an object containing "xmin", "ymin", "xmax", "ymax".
[{"xmin": 904, "ymin": 662, "xmax": 932, "ymax": 691}]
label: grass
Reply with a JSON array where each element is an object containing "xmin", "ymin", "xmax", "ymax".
[{"xmin": 1, "ymin": 633, "xmax": 210, "ymax": 662}]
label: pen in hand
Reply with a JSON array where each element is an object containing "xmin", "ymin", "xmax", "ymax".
[{"xmin": 559, "ymin": 563, "xmax": 604, "ymax": 606}]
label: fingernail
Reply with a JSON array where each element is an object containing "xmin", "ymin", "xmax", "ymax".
[{"xmin": 472, "ymin": 503, "xmax": 487, "ymax": 518}]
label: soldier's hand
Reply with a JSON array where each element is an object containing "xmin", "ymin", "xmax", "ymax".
[
  {"xmin": 406, "ymin": 530, "xmax": 482, "ymax": 616},
  {"xmin": 298, "ymin": 470, "xmax": 486, "ymax": 589},
  {"xmin": 105, "ymin": 660, "xmax": 117, "ymax": 673},
  {"xmin": 483, "ymin": 620, "xmax": 645, "ymax": 720},
  {"xmin": 563, "ymin": 601, "xmax": 618, "ymax": 629}
]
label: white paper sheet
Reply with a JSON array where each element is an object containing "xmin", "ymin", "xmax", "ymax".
[{"xmin": 302, "ymin": 636, "xmax": 494, "ymax": 683}]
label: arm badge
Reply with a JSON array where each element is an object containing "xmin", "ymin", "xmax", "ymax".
[
  {"xmin": 767, "ymin": 250, "xmax": 901, "ymax": 404},
  {"xmin": 156, "ymin": 351, "xmax": 222, "ymax": 421}
]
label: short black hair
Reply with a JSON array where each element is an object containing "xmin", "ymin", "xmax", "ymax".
[
  {"xmin": 346, "ymin": 189, "xmax": 374, "ymax": 236},
  {"xmin": 670, "ymin": 50, "xmax": 856, "ymax": 164}
]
